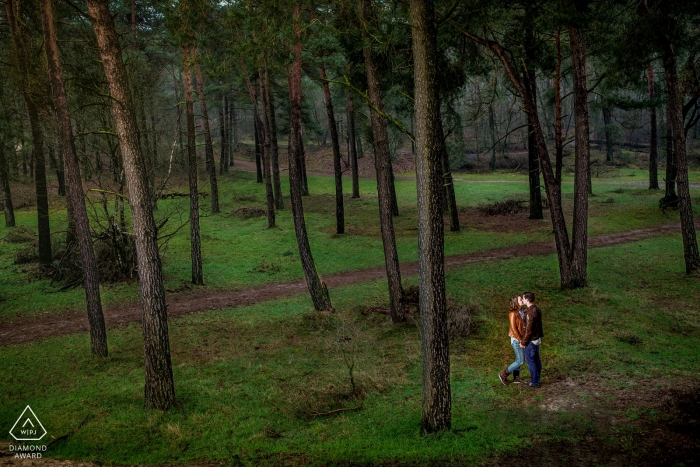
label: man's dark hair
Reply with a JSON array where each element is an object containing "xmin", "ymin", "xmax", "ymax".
[{"xmin": 523, "ymin": 291, "xmax": 535, "ymax": 303}]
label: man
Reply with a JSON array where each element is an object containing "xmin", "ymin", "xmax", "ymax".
[{"xmin": 520, "ymin": 291, "xmax": 543, "ymax": 388}]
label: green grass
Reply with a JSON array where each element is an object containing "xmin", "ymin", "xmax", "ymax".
[
  {"xmin": 1, "ymin": 164, "xmax": 698, "ymax": 322},
  {"xmin": 0, "ymin": 233, "xmax": 698, "ymax": 465}
]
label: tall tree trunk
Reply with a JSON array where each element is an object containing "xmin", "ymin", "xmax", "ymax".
[
  {"xmin": 40, "ymin": 0, "xmax": 108, "ymax": 357},
  {"xmin": 488, "ymin": 103, "xmax": 497, "ymax": 170},
  {"xmin": 602, "ymin": 107, "xmax": 614, "ymax": 162},
  {"xmin": 647, "ymin": 64, "xmax": 659, "ymax": 190},
  {"xmin": 240, "ymin": 60, "xmax": 264, "ymax": 183},
  {"xmin": 266, "ymin": 71, "xmax": 283, "ymax": 210},
  {"xmin": 663, "ymin": 51, "xmax": 700, "ymax": 273},
  {"xmin": 664, "ymin": 103, "xmax": 677, "ymax": 200},
  {"xmin": 5, "ymin": 0, "xmax": 52, "ymax": 262},
  {"xmin": 411, "ymin": 0, "xmax": 451, "ymax": 434},
  {"xmin": 26, "ymin": 103, "xmax": 53, "ymax": 264},
  {"xmin": 568, "ymin": 23, "xmax": 591, "ymax": 288},
  {"xmin": 361, "ymin": 0, "xmax": 405, "ymax": 323},
  {"xmin": 553, "ymin": 28, "xmax": 564, "ymax": 192},
  {"xmin": 288, "ymin": 7, "xmax": 333, "ymax": 311},
  {"xmin": 219, "ymin": 103, "xmax": 228, "ymax": 175},
  {"xmin": 347, "ymin": 90, "xmax": 360, "ymax": 198},
  {"xmin": 86, "ymin": 0, "xmax": 175, "ymax": 409},
  {"xmin": 182, "ymin": 47, "xmax": 203, "ymax": 285},
  {"xmin": 524, "ymin": 5, "xmax": 543, "ymax": 220},
  {"xmin": 0, "ymin": 142, "xmax": 16, "ymax": 227},
  {"xmin": 193, "ymin": 55, "xmax": 220, "ymax": 214},
  {"xmin": 457, "ymin": 28, "xmax": 573, "ymax": 287},
  {"xmin": 228, "ymin": 90, "xmax": 235, "ymax": 166},
  {"xmin": 319, "ymin": 66, "xmax": 344, "ymax": 234},
  {"xmin": 259, "ymin": 68, "xmax": 276, "ymax": 228},
  {"xmin": 440, "ymin": 123, "xmax": 459, "ymax": 232}
]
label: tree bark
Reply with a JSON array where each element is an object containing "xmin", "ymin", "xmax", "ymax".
[
  {"xmin": 663, "ymin": 51, "xmax": 700, "ymax": 273},
  {"xmin": 288, "ymin": 6, "xmax": 333, "ymax": 311},
  {"xmin": 360, "ymin": 0, "xmax": 405, "ymax": 323},
  {"xmin": 259, "ymin": 68, "xmax": 276, "ymax": 228},
  {"xmin": 347, "ymin": 89, "xmax": 360, "ymax": 198},
  {"xmin": 193, "ymin": 54, "xmax": 220, "ymax": 214},
  {"xmin": 86, "ymin": 0, "xmax": 175, "ymax": 409},
  {"xmin": 240, "ymin": 60, "xmax": 264, "ymax": 183},
  {"xmin": 228, "ymin": 90, "xmax": 235, "ymax": 166},
  {"xmin": 647, "ymin": 64, "xmax": 659, "ymax": 190},
  {"xmin": 568, "ymin": 23, "xmax": 591, "ymax": 288},
  {"xmin": 265, "ymin": 71, "xmax": 283, "ymax": 210},
  {"xmin": 553, "ymin": 28, "xmax": 564, "ymax": 192},
  {"xmin": 488, "ymin": 103, "xmax": 497, "ymax": 170},
  {"xmin": 0, "ymin": 142, "xmax": 16, "ymax": 227},
  {"xmin": 182, "ymin": 47, "xmax": 203, "ymax": 285},
  {"xmin": 319, "ymin": 66, "xmax": 345, "ymax": 234},
  {"xmin": 411, "ymin": 0, "xmax": 451, "ymax": 434},
  {"xmin": 524, "ymin": 5, "xmax": 543, "ymax": 220},
  {"xmin": 664, "ymin": 103, "xmax": 677, "ymax": 200},
  {"xmin": 40, "ymin": 0, "xmax": 108, "ymax": 357},
  {"xmin": 5, "ymin": 0, "xmax": 53, "ymax": 263},
  {"xmin": 26, "ymin": 102, "xmax": 53, "ymax": 264},
  {"xmin": 602, "ymin": 107, "xmax": 614, "ymax": 162},
  {"xmin": 440, "ymin": 122, "xmax": 459, "ymax": 232},
  {"xmin": 219, "ymin": 102, "xmax": 228, "ymax": 175}
]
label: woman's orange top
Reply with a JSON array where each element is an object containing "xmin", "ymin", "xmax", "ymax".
[{"xmin": 508, "ymin": 310, "xmax": 525, "ymax": 343}]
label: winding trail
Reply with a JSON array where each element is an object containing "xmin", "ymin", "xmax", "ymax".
[{"xmin": 1, "ymin": 221, "xmax": 693, "ymax": 347}]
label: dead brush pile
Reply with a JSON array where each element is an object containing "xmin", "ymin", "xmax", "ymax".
[
  {"xmin": 478, "ymin": 199, "xmax": 528, "ymax": 216},
  {"xmin": 229, "ymin": 207, "xmax": 266, "ymax": 219},
  {"xmin": 2, "ymin": 226, "xmax": 36, "ymax": 244},
  {"xmin": 402, "ymin": 285, "xmax": 477, "ymax": 338},
  {"xmin": 15, "ymin": 223, "xmax": 138, "ymax": 288}
]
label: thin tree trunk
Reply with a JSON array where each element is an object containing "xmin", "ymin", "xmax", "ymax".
[
  {"xmin": 5, "ymin": 0, "xmax": 52, "ymax": 262},
  {"xmin": 488, "ymin": 103, "xmax": 497, "ymax": 170},
  {"xmin": 389, "ymin": 162, "xmax": 399, "ymax": 216},
  {"xmin": 457, "ymin": 28, "xmax": 573, "ymax": 287},
  {"xmin": 219, "ymin": 103, "xmax": 228, "ymax": 175},
  {"xmin": 411, "ymin": 0, "xmax": 451, "ymax": 434},
  {"xmin": 26, "ymin": 103, "xmax": 53, "ymax": 264},
  {"xmin": 568, "ymin": 23, "xmax": 591, "ymax": 288},
  {"xmin": 193, "ymin": 55, "xmax": 219, "ymax": 214},
  {"xmin": 48, "ymin": 145, "xmax": 66, "ymax": 196},
  {"xmin": 239, "ymin": 60, "xmax": 264, "ymax": 183},
  {"xmin": 663, "ymin": 51, "xmax": 700, "ymax": 273},
  {"xmin": 288, "ymin": 6, "xmax": 333, "ymax": 311},
  {"xmin": 266, "ymin": 71, "xmax": 283, "ymax": 210},
  {"xmin": 602, "ymin": 108, "xmax": 614, "ymax": 162},
  {"xmin": 664, "ymin": 103, "xmax": 677, "ymax": 200},
  {"xmin": 524, "ymin": 5, "xmax": 543, "ymax": 220},
  {"xmin": 182, "ymin": 47, "xmax": 203, "ymax": 285},
  {"xmin": 40, "ymin": 0, "xmax": 108, "ymax": 357},
  {"xmin": 440, "ymin": 123, "xmax": 459, "ymax": 232},
  {"xmin": 228, "ymin": 90, "xmax": 235, "ymax": 166},
  {"xmin": 553, "ymin": 28, "xmax": 564, "ymax": 192},
  {"xmin": 319, "ymin": 66, "xmax": 344, "ymax": 234},
  {"xmin": 259, "ymin": 68, "xmax": 276, "ymax": 228},
  {"xmin": 347, "ymin": 90, "xmax": 360, "ymax": 198},
  {"xmin": 361, "ymin": 0, "xmax": 404, "ymax": 323},
  {"xmin": 86, "ymin": 0, "xmax": 175, "ymax": 410},
  {"xmin": 0, "ymin": 142, "xmax": 16, "ymax": 227},
  {"xmin": 299, "ymin": 131, "xmax": 309, "ymax": 195},
  {"xmin": 647, "ymin": 64, "xmax": 659, "ymax": 190}
]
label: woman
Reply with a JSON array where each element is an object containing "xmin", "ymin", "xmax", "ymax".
[{"xmin": 498, "ymin": 295, "xmax": 525, "ymax": 385}]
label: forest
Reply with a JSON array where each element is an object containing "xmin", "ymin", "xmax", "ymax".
[{"xmin": 0, "ymin": 0, "xmax": 699, "ymax": 465}]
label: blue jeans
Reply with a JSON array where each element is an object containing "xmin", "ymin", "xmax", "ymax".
[
  {"xmin": 507, "ymin": 338, "xmax": 524, "ymax": 373},
  {"xmin": 524, "ymin": 342, "xmax": 542, "ymax": 386}
]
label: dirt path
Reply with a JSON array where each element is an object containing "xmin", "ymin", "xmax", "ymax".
[{"xmin": 1, "ymin": 221, "xmax": 693, "ymax": 347}]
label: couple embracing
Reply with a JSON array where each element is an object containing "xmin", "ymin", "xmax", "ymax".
[{"xmin": 499, "ymin": 292, "xmax": 543, "ymax": 388}]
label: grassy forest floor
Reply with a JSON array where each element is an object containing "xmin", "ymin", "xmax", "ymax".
[{"xmin": 1, "ymin": 148, "xmax": 699, "ymax": 466}]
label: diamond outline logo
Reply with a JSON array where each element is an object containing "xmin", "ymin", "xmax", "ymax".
[{"xmin": 9, "ymin": 406, "xmax": 47, "ymax": 441}]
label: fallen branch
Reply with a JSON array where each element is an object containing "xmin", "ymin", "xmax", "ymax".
[
  {"xmin": 310, "ymin": 402, "xmax": 363, "ymax": 419},
  {"xmin": 46, "ymin": 415, "xmax": 90, "ymax": 449}
]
